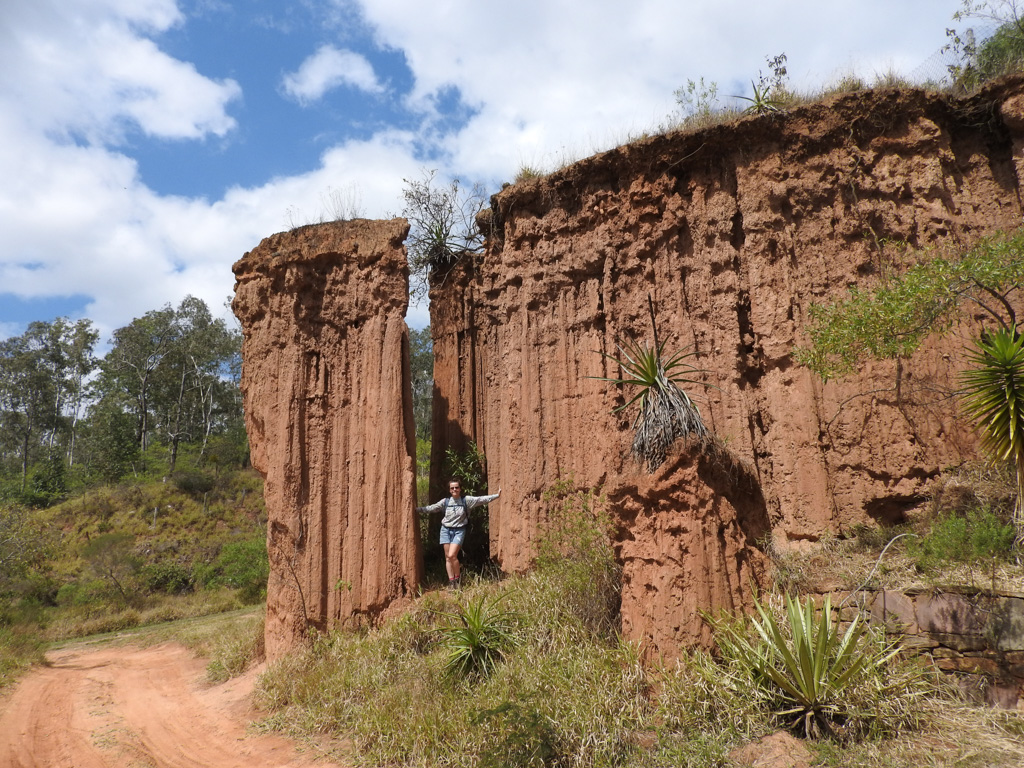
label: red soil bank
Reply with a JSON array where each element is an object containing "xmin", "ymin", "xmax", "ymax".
[{"xmin": 233, "ymin": 219, "xmax": 420, "ymax": 660}]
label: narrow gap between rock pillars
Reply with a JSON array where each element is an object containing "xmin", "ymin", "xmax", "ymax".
[{"xmin": 409, "ymin": 298, "xmax": 493, "ymax": 591}]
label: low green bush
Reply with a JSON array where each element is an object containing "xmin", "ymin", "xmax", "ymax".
[
  {"xmin": 172, "ymin": 470, "xmax": 216, "ymax": 497},
  {"xmin": 140, "ymin": 561, "xmax": 194, "ymax": 595},
  {"xmin": 55, "ymin": 578, "xmax": 115, "ymax": 607},
  {"xmin": 912, "ymin": 507, "xmax": 1016, "ymax": 571},
  {"xmin": 195, "ymin": 537, "xmax": 268, "ymax": 603}
]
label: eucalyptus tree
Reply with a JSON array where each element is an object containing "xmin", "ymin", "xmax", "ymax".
[
  {"xmin": 98, "ymin": 305, "xmax": 178, "ymax": 459},
  {"xmin": 97, "ymin": 297, "xmax": 242, "ymax": 474},
  {"xmin": 0, "ymin": 318, "xmax": 97, "ymax": 494},
  {"xmin": 152, "ymin": 296, "xmax": 241, "ymax": 473}
]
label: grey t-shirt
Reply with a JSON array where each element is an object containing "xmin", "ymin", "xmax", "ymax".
[{"xmin": 418, "ymin": 493, "xmax": 499, "ymax": 528}]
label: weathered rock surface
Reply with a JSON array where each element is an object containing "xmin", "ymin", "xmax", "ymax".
[
  {"xmin": 430, "ymin": 79, "xmax": 1024, "ymax": 654},
  {"xmin": 232, "ymin": 219, "xmax": 420, "ymax": 660},
  {"xmin": 608, "ymin": 443, "xmax": 770, "ymax": 655}
]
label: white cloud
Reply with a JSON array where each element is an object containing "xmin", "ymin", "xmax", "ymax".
[
  {"xmin": 351, "ymin": 0, "xmax": 964, "ymax": 179},
  {"xmin": 282, "ymin": 45, "xmax": 384, "ymax": 104},
  {"xmin": 0, "ymin": 0, "xmax": 239, "ymax": 145}
]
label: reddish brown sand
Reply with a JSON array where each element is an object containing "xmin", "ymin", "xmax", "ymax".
[{"xmin": 0, "ymin": 643, "xmax": 346, "ymax": 767}]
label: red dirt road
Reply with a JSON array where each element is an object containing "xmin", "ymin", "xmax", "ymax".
[{"xmin": 0, "ymin": 643, "xmax": 346, "ymax": 767}]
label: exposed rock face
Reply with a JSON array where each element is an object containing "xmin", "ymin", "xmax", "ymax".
[
  {"xmin": 430, "ymin": 79, "xmax": 1024, "ymax": 653},
  {"xmin": 232, "ymin": 219, "xmax": 420, "ymax": 660},
  {"xmin": 608, "ymin": 443, "xmax": 770, "ymax": 655}
]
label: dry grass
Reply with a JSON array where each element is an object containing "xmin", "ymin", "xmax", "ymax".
[{"xmin": 811, "ymin": 698, "xmax": 1024, "ymax": 767}]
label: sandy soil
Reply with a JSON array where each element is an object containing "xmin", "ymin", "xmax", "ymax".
[{"xmin": 0, "ymin": 642, "xmax": 347, "ymax": 768}]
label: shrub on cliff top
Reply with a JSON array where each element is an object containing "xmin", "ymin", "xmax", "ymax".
[{"xmin": 401, "ymin": 170, "xmax": 487, "ymax": 298}]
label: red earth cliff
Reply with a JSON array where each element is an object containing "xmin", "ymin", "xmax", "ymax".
[
  {"xmin": 232, "ymin": 219, "xmax": 420, "ymax": 660},
  {"xmin": 430, "ymin": 78, "xmax": 1024, "ymax": 654}
]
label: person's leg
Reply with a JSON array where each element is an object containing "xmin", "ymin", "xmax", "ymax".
[
  {"xmin": 442, "ymin": 543, "xmax": 456, "ymax": 579},
  {"xmin": 445, "ymin": 542, "xmax": 462, "ymax": 581}
]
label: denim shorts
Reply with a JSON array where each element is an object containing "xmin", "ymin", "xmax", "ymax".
[{"xmin": 440, "ymin": 525, "xmax": 467, "ymax": 546}]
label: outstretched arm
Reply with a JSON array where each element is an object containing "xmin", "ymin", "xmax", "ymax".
[
  {"xmin": 464, "ymin": 488, "xmax": 501, "ymax": 510},
  {"xmin": 416, "ymin": 498, "xmax": 447, "ymax": 514}
]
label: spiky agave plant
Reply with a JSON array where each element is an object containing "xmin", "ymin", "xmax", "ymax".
[
  {"xmin": 959, "ymin": 326, "xmax": 1024, "ymax": 547},
  {"xmin": 437, "ymin": 595, "xmax": 518, "ymax": 680},
  {"xmin": 707, "ymin": 594, "xmax": 902, "ymax": 740},
  {"xmin": 597, "ymin": 298, "xmax": 708, "ymax": 470}
]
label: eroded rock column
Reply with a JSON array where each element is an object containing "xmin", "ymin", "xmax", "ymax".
[{"xmin": 232, "ymin": 219, "xmax": 420, "ymax": 660}]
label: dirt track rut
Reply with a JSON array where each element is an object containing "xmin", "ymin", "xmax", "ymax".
[{"xmin": 0, "ymin": 643, "xmax": 345, "ymax": 768}]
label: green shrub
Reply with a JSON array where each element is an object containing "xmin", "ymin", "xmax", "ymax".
[
  {"xmin": 912, "ymin": 507, "xmax": 1016, "ymax": 570},
  {"xmin": 172, "ymin": 470, "xmax": 216, "ymax": 497},
  {"xmin": 140, "ymin": 561, "xmax": 194, "ymax": 594},
  {"xmin": 56, "ymin": 578, "xmax": 115, "ymax": 607},
  {"xmin": 196, "ymin": 537, "xmax": 268, "ymax": 603}
]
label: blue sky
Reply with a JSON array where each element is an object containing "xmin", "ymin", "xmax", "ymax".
[{"xmin": 0, "ymin": 0, "xmax": 967, "ymax": 341}]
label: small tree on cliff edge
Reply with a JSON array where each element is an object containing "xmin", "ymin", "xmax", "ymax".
[
  {"xmin": 401, "ymin": 170, "xmax": 487, "ymax": 299},
  {"xmin": 595, "ymin": 296, "xmax": 708, "ymax": 471}
]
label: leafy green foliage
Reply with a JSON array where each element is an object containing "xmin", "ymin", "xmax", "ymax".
[
  {"xmin": 0, "ymin": 296, "xmax": 245, "ymax": 500},
  {"xmin": 707, "ymin": 594, "xmax": 903, "ymax": 740},
  {"xmin": 0, "ymin": 504, "xmax": 52, "ymax": 597},
  {"xmin": 172, "ymin": 470, "xmax": 216, "ymax": 497},
  {"xmin": 82, "ymin": 532, "xmax": 140, "ymax": 605},
  {"xmin": 195, "ymin": 537, "xmax": 268, "ymax": 604},
  {"xmin": 797, "ymin": 229, "xmax": 1024, "ymax": 380},
  {"xmin": 912, "ymin": 507, "xmax": 1016, "ymax": 570},
  {"xmin": 415, "ymin": 437, "xmax": 431, "ymax": 506},
  {"xmin": 597, "ymin": 300, "xmax": 708, "ymax": 470},
  {"xmin": 946, "ymin": 2, "xmax": 1024, "ymax": 88},
  {"xmin": 959, "ymin": 327, "xmax": 1024, "ymax": 542},
  {"xmin": 442, "ymin": 441, "xmax": 486, "ymax": 496},
  {"xmin": 0, "ymin": 317, "xmax": 97, "ymax": 500},
  {"xmin": 436, "ymin": 594, "xmax": 518, "ymax": 680},
  {"xmin": 140, "ymin": 561, "xmax": 194, "ymax": 595},
  {"xmin": 409, "ymin": 325, "xmax": 433, "ymax": 441}
]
